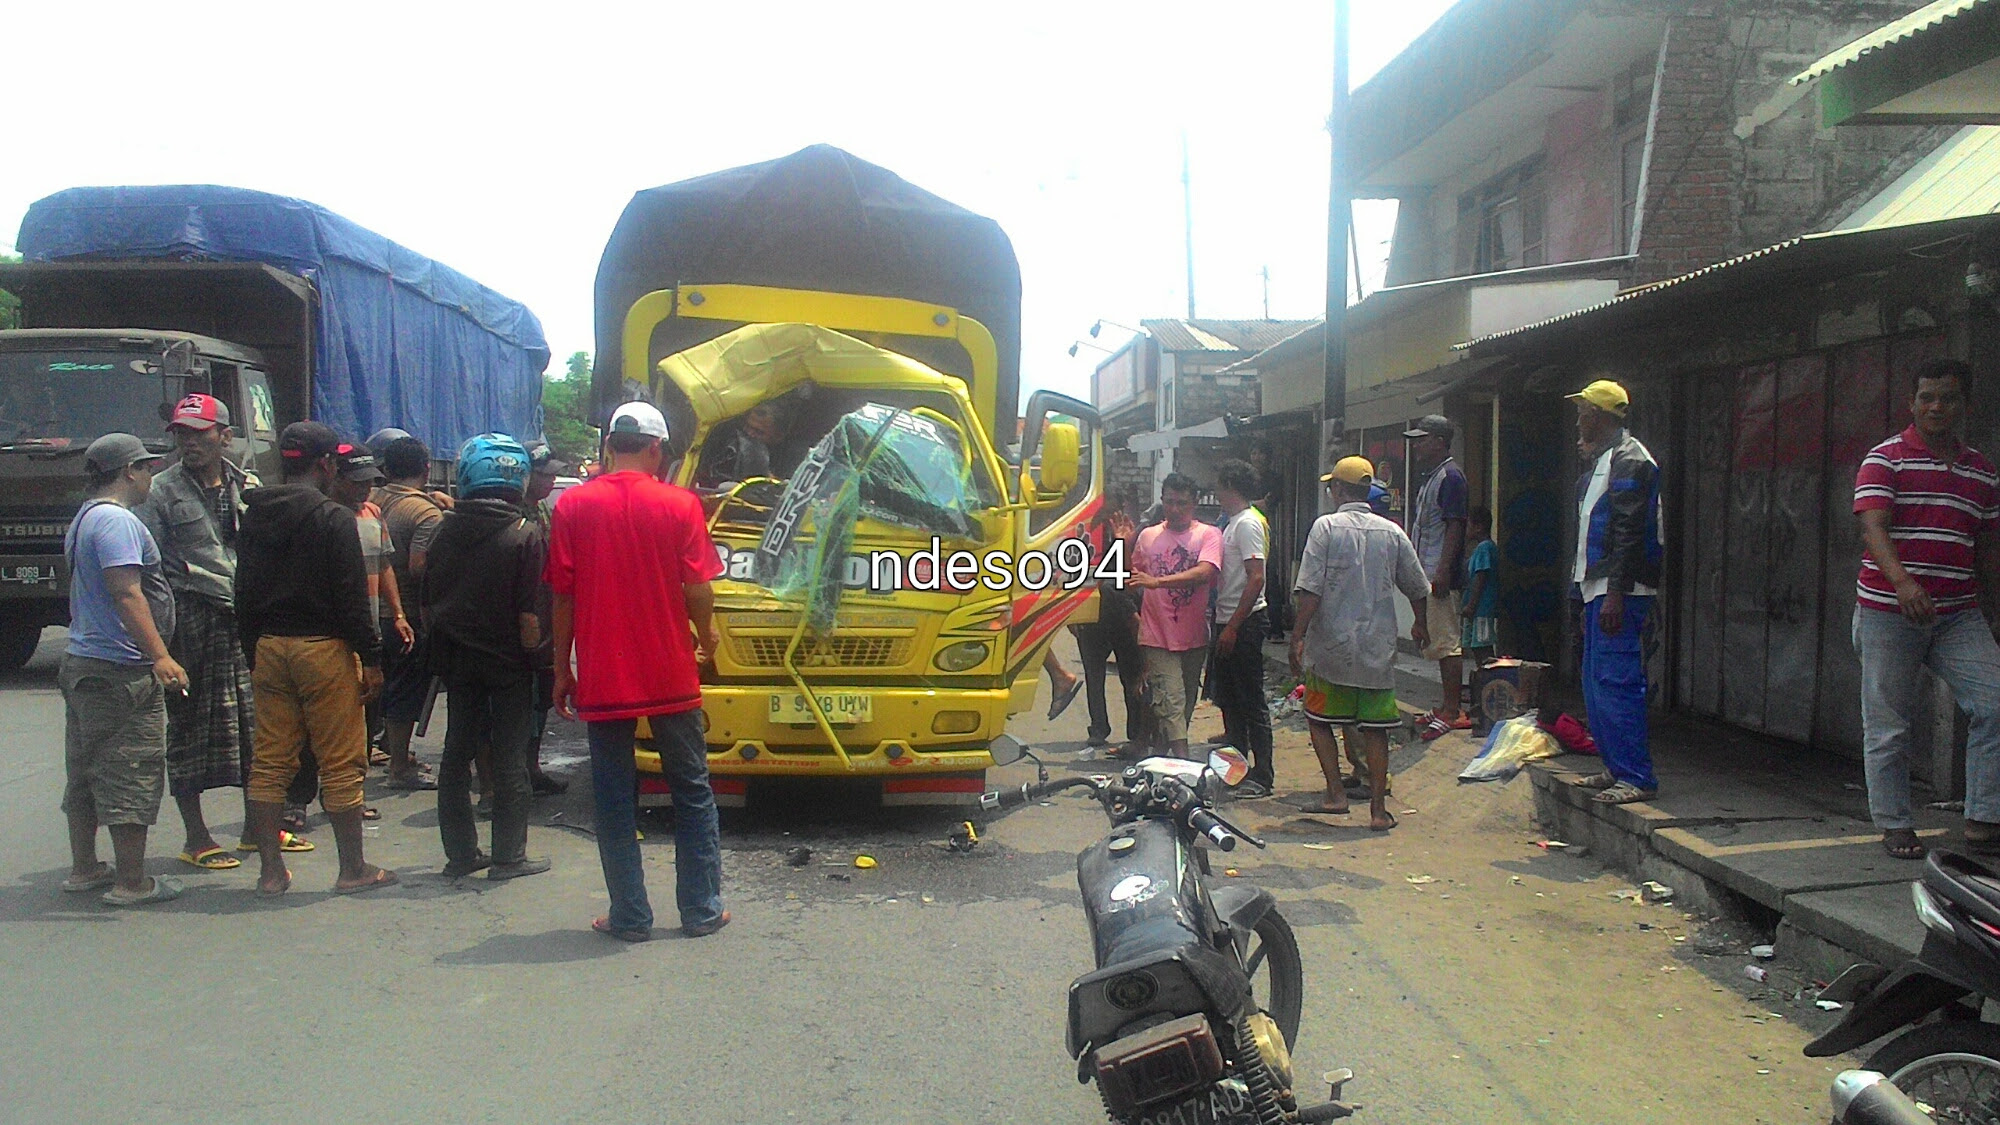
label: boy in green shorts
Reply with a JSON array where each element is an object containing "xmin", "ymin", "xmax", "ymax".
[{"xmin": 1289, "ymin": 457, "xmax": 1432, "ymax": 832}]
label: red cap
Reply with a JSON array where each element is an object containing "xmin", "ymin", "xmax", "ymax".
[{"xmin": 168, "ymin": 393, "xmax": 230, "ymax": 431}]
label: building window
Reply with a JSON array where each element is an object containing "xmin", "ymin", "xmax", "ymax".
[
  {"xmin": 1621, "ymin": 135, "xmax": 1646, "ymax": 254},
  {"xmin": 1613, "ymin": 59, "xmax": 1654, "ymax": 131},
  {"xmin": 1459, "ymin": 159, "xmax": 1545, "ymax": 274}
]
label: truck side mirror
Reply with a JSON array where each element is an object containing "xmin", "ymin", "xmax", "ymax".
[{"xmin": 1038, "ymin": 422, "xmax": 1080, "ymax": 494}]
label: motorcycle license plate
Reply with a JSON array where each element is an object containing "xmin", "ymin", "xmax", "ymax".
[
  {"xmin": 1132, "ymin": 1084, "xmax": 1254, "ymax": 1125},
  {"xmin": 768, "ymin": 692, "xmax": 872, "ymax": 725}
]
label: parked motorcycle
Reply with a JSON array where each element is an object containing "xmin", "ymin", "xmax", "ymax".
[
  {"xmin": 981, "ymin": 740, "xmax": 1358, "ymax": 1124},
  {"xmin": 1806, "ymin": 849, "xmax": 2000, "ymax": 1121}
]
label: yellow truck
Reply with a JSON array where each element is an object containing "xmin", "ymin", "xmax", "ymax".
[{"xmin": 591, "ymin": 148, "xmax": 1107, "ymax": 807}]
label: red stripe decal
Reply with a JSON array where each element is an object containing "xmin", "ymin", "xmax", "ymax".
[
  {"xmin": 711, "ymin": 779, "xmax": 749, "ymax": 795},
  {"xmin": 882, "ymin": 777, "xmax": 986, "ymax": 794}
]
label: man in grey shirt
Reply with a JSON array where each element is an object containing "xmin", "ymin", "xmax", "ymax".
[{"xmin": 1289, "ymin": 457, "xmax": 1430, "ymax": 832}]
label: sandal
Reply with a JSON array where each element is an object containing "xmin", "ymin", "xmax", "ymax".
[
  {"xmin": 102, "ymin": 875, "xmax": 186, "ymax": 907},
  {"xmin": 179, "ymin": 846, "xmax": 242, "ymax": 871},
  {"xmin": 1371, "ymin": 810, "xmax": 1398, "ymax": 832},
  {"xmin": 1884, "ymin": 829, "xmax": 1928, "ymax": 860},
  {"xmin": 369, "ymin": 748, "xmax": 391, "ymax": 768},
  {"xmin": 1570, "ymin": 771, "xmax": 1618, "ymax": 790},
  {"xmin": 1591, "ymin": 781, "xmax": 1658, "ymax": 805},
  {"xmin": 385, "ymin": 773, "xmax": 437, "ymax": 791},
  {"xmin": 1298, "ymin": 799, "xmax": 1351, "ymax": 815},
  {"xmin": 235, "ymin": 831, "xmax": 315, "ymax": 854},
  {"xmin": 360, "ymin": 806, "xmax": 381, "ymax": 821},
  {"xmin": 61, "ymin": 863, "xmax": 117, "ymax": 893},
  {"xmin": 279, "ymin": 808, "xmax": 309, "ymax": 834},
  {"xmin": 1046, "ymin": 677, "xmax": 1083, "ymax": 721},
  {"xmin": 333, "ymin": 867, "xmax": 400, "ymax": 895},
  {"xmin": 592, "ymin": 916, "xmax": 651, "ymax": 943}
]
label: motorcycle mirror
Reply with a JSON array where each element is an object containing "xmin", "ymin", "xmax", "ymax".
[
  {"xmin": 1207, "ymin": 747, "xmax": 1250, "ymax": 787},
  {"xmin": 988, "ymin": 735, "xmax": 1028, "ymax": 767}
]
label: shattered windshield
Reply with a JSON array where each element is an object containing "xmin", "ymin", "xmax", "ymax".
[
  {"xmin": 749, "ymin": 402, "xmax": 986, "ymax": 630},
  {"xmin": 0, "ymin": 351, "xmax": 162, "ymax": 451}
]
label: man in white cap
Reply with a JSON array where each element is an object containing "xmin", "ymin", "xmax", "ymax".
[
  {"xmin": 61, "ymin": 433, "xmax": 187, "ymax": 904},
  {"xmin": 548, "ymin": 401, "xmax": 729, "ymax": 940}
]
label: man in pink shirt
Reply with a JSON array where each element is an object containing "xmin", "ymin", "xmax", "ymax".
[{"xmin": 1130, "ymin": 473, "xmax": 1222, "ymax": 759}]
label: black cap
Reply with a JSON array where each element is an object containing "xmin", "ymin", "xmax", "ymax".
[
  {"xmin": 279, "ymin": 420, "xmax": 341, "ymax": 463},
  {"xmin": 334, "ymin": 443, "xmax": 385, "ymax": 483},
  {"xmin": 529, "ymin": 442, "xmax": 569, "ymax": 476},
  {"xmin": 1403, "ymin": 414, "xmax": 1454, "ymax": 441}
]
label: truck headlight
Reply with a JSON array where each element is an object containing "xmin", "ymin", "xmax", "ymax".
[{"xmin": 933, "ymin": 641, "xmax": 990, "ymax": 672}]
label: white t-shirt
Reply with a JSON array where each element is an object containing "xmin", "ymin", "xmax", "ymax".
[{"xmin": 1213, "ymin": 507, "xmax": 1268, "ymax": 623}]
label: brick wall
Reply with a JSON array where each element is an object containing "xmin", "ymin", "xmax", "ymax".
[
  {"xmin": 1174, "ymin": 370, "xmax": 1261, "ymax": 427},
  {"xmin": 1636, "ymin": 0, "xmax": 1948, "ymax": 285}
]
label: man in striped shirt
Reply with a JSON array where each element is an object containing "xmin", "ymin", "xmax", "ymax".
[{"xmin": 1853, "ymin": 358, "xmax": 2000, "ymax": 860}]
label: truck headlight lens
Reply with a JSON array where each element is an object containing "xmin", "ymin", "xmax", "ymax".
[{"xmin": 933, "ymin": 641, "xmax": 990, "ymax": 672}]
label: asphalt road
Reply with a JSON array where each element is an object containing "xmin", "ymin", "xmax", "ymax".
[{"xmin": 0, "ymin": 628, "xmax": 1852, "ymax": 1124}]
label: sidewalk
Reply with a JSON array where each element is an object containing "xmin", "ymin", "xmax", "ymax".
[{"xmin": 1526, "ymin": 712, "xmax": 1962, "ymax": 979}]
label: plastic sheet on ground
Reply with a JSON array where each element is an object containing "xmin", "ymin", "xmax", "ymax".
[
  {"xmin": 1459, "ymin": 714, "xmax": 1561, "ymax": 783},
  {"xmin": 753, "ymin": 402, "xmax": 980, "ymax": 631}
]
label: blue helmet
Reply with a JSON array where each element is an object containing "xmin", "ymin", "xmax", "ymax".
[{"xmin": 456, "ymin": 433, "xmax": 529, "ymax": 498}]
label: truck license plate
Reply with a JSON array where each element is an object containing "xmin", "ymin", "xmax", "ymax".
[
  {"xmin": 769, "ymin": 692, "xmax": 872, "ymax": 725},
  {"xmin": 0, "ymin": 565, "xmax": 57, "ymax": 587}
]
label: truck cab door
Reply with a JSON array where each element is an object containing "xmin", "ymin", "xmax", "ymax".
[
  {"xmin": 1005, "ymin": 391, "xmax": 1105, "ymax": 700},
  {"xmin": 237, "ymin": 369, "xmax": 277, "ymax": 476}
]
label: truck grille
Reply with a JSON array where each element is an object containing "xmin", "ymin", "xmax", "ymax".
[{"xmin": 732, "ymin": 635, "xmax": 914, "ymax": 669}]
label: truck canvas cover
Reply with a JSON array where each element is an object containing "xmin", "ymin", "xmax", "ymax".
[
  {"xmin": 15, "ymin": 185, "xmax": 549, "ymax": 448},
  {"xmin": 592, "ymin": 145, "xmax": 1022, "ymax": 433}
]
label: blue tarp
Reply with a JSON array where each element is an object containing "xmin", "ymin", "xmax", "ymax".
[{"xmin": 16, "ymin": 185, "xmax": 549, "ymax": 450}]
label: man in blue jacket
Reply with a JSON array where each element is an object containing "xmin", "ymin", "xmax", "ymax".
[{"xmin": 1564, "ymin": 380, "xmax": 1664, "ymax": 805}]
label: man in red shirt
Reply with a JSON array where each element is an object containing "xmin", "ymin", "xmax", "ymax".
[
  {"xmin": 548, "ymin": 402, "xmax": 728, "ymax": 940},
  {"xmin": 1853, "ymin": 358, "xmax": 2000, "ymax": 860}
]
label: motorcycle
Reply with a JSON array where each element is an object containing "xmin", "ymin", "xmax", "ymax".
[
  {"xmin": 981, "ymin": 739, "xmax": 1358, "ymax": 1125},
  {"xmin": 1806, "ymin": 849, "xmax": 2000, "ymax": 1121}
]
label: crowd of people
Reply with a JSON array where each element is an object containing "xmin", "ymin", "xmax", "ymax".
[
  {"xmin": 1068, "ymin": 380, "xmax": 1661, "ymax": 833},
  {"xmin": 55, "ymin": 395, "xmax": 728, "ymax": 940}
]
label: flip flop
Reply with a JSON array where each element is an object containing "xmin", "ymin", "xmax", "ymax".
[
  {"xmin": 361, "ymin": 806, "xmax": 381, "ymax": 822},
  {"xmin": 1371, "ymin": 811, "xmax": 1399, "ymax": 832},
  {"xmin": 1298, "ymin": 800, "xmax": 1351, "ymax": 815},
  {"xmin": 238, "ymin": 831, "xmax": 316, "ymax": 853},
  {"xmin": 279, "ymin": 808, "xmax": 309, "ymax": 834},
  {"xmin": 384, "ymin": 774, "xmax": 437, "ymax": 791},
  {"xmin": 62, "ymin": 864, "xmax": 117, "ymax": 893},
  {"xmin": 368, "ymin": 748, "xmax": 391, "ymax": 768},
  {"xmin": 1884, "ymin": 829, "xmax": 1928, "ymax": 860},
  {"xmin": 333, "ymin": 868, "xmax": 400, "ymax": 895},
  {"xmin": 1570, "ymin": 771, "xmax": 1618, "ymax": 790},
  {"xmin": 179, "ymin": 846, "xmax": 241, "ymax": 871},
  {"xmin": 102, "ymin": 875, "xmax": 186, "ymax": 907},
  {"xmin": 1047, "ymin": 677, "xmax": 1083, "ymax": 721},
  {"xmin": 1591, "ymin": 781, "xmax": 1658, "ymax": 805},
  {"xmin": 593, "ymin": 916, "xmax": 651, "ymax": 943},
  {"xmin": 257, "ymin": 871, "xmax": 292, "ymax": 897}
]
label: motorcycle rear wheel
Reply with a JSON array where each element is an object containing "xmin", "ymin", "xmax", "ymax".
[
  {"xmin": 1865, "ymin": 1020, "xmax": 2000, "ymax": 1124},
  {"xmin": 1245, "ymin": 908, "xmax": 1303, "ymax": 1050}
]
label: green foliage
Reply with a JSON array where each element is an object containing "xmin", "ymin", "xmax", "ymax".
[
  {"xmin": 0, "ymin": 253, "xmax": 19, "ymax": 331},
  {"xmin": 542, "ymin": 350, "xmax": 597, "ymax": 468}
]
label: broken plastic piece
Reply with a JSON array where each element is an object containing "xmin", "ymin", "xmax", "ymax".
[
  {"xmin": 1750, "ymin": 944, "xmax": 1775, "ymax": 960},
  {"xmin": 1744, "ymin": 965, "xmax": 1769, "ymax": 983},
  {"xmin": 1642, "ymin": 881, "xmax": 1674, "ymax": 903},
  {"xmin": 854, "ymin": 855, "xmax": 878, "ymax": 869},
  {"xmin": 1406, "ymin": 875, "xmax": 1436, "ymax": 885},
  {"xmin": 1815, "ymin": 999, "xmax": 1842, "ymax": 1011}
]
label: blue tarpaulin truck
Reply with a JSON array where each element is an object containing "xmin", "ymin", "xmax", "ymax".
[{"xmin": 0, "ymin": 184, "xmax": 550, "ymax": 669}]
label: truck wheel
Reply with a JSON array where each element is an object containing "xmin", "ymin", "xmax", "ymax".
[
  {"xmin": 0, "ymin": 624, "xmax": 44, "ymax": 672},
  {"xmin": 1865, "ymin": 1019, "xmax": 2000, "ymax": 1120}
]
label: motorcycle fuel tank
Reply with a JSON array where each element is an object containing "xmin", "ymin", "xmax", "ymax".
[{"xmin": 1078, "ymin": 819, "xmax": 1213, "ymax": 968}]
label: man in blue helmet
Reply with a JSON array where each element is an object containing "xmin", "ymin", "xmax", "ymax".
[{"xmin": 420, "ymin": 434, "xmax": 550, "ymax": 880}]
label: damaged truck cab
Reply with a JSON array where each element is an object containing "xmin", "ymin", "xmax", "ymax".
[{"xmin": 625, "ymin": 284, "xmax": 1103, "ymax": 806}]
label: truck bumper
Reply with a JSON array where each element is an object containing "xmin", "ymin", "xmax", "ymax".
[{"xmin": 633, "ymin": 685, "xmax": 1010, "ymax": 807}]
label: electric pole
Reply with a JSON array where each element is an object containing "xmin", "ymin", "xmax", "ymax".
[
  {"xmin": 1321, "ymin": 0, "xmax": 1350, "ymax": 473},
  {"xmin": 1182, "ymin": 131, "xmax": 1196, "ymax": 320}
]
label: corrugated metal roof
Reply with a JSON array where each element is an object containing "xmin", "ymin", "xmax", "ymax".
[
  {"xmin": 1140, "ymin": 318, "xmax": 1315, "ymax": 354},
  {"xmin": 1456, "ymin": 213, "xmax": 2000, "ymax": 352},
  {"xmin": 1791, "ymin": 0, "xmax": 1993, "ymax": 84},
  {"xmin": 1840, "ymin": 125, "xmax": 2000, "ymax": 229}
]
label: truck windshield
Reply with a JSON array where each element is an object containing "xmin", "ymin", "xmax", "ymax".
[{"xmin": 0, "ymin": 351, "xmax": 162, "ymax": 450}]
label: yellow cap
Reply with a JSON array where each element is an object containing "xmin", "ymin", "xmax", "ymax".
[
  {"xmin": 1319, "ymin": 456, "xmax": 1374, "ymax": 486},
  {"xmin": 1565, "ymin": 379, "xmax": 1629, "ymax": 417}
]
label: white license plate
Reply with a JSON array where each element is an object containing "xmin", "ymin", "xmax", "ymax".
[
  {"xmin": 769, "ymin": 692, "xmax": 872, "ymax": 725},
  {"xmin": 0, "ymin": 565, "xmax": 57, "ymax": 586}
]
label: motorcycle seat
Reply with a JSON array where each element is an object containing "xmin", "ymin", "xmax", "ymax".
[{"xmin": 1924, "ymin": 850, "xmax": 2000, "ymax": 930}]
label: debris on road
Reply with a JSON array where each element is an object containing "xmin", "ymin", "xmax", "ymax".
[
  {"xmin": 1406, "ymin": 875, "xmax": 1436, "ymax": 885},
  {"xmin": 1610, "ymin": 888, "xmax": 1642, "ymax": 903},
  {"xmin": 1300, "ymin": 843, "xmax": 1337, "ymax": 851},
  {"xmin": 947, "ymin": 822, "xmax": 979, "ymax": 853},
  {"xmin": 1815, "ymin": 999, "xmax": 1843, "ymax": 1011},
  {"xmin": 854, "ymin": 855, "xmax": 878, "ymax": 869},
  {"xmin": 827, "ymin": 872, "xmax": 852, "ymax": 883},
  {"xmin": 1750, "ymin": 944, "xmax": 1775, "ymax": 960},
  {"xmin": 1225, "ymin": 869, "xmax": 1241, "ymax": 877},
  {"xmin": 1642, "ymin": 881, "xmax": 1674, "ymax": 903},
  {"xmin": 785, "ymin": 846, "xmax": 813, "ymax": 866},
  {"xmin": 1535, "ymin": 840, "xmax": 1571, "ymax": 850},
  {"xmin": 1744, "ymin": 965, "xmax": 1769, "ymax": 983}
]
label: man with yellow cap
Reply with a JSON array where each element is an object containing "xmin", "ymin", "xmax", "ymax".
[
  {"xmin": 1565, "ymin": 379, "xmax": 1664, "ymax": 805},
  {"xmin": 1288, "ymin": 456, "xmax": 1431, "ymax": 831}
]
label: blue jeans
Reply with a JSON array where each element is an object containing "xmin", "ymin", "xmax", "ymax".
[
  {"xmin": 587, "ymin": 714, "xmax": 724, "ymax": 933},
  {"xmin": 1582, "ymin": 593, "xmax": 1656, "ymax": 791},
  {"xmin": 1854, "ymin": 607, "xmax": 2000, "ymax": 830}
]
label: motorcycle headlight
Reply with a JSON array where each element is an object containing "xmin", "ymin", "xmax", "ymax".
[{"xmin": 933, "ymin": 641, "xmax": 990, "ymax": 672}]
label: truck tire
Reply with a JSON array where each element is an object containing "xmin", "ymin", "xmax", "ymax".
[{"xmin": 0, "ymin": 623, "xmax": 44, "ymax": 672}]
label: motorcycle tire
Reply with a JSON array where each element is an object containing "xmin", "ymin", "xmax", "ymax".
[
  {"xmin": 1864, "ymin": 1018, "xmax": 2000, "ymax": 1123},
  {"xmin": 1247, "ymin": 908, "xmax": 1304, "ymax": 1050}
]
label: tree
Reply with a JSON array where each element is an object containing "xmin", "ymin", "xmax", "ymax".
[
  {"xmin": 0, "ymin": 253, "xmax": 19, "ymax": 331},
  {"xmin": 542, "ymin": 349, "xmax": 598, "ymax": 468}
]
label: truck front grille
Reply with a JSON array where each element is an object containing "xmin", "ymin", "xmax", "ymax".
[{"xmin": 732, "ymin": 635, "xmax": 914, "ymax": 669}]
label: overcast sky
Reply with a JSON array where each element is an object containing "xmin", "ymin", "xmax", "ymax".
[{"xmin": 4, "ymin": 0, "xmax": 1456, "ymax": 406}]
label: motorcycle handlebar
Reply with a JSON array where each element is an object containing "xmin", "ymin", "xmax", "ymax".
[
  {"xmin": 1187, "ymin": 808, "xmax": 1238, "ymax": 852},
  {"xmin": 978, "ymin": 775, "xmax": 1101, "ymax": 811}
]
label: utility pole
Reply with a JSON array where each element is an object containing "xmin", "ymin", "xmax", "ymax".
[
  {"xmin": 1261, "ymin": 266, "xmax": 1271, "ymax": 320},
  {"xmin": 1320, "ymin": 0, "xmax": 1350, "ymax": 474},
  {"xmin": 1182, "ymin": 131, "xmax": 1197, "ymax": 320}
]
